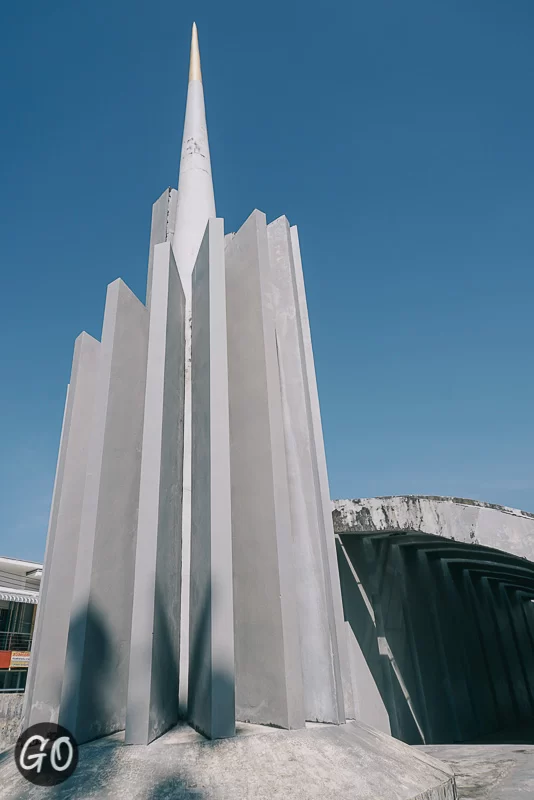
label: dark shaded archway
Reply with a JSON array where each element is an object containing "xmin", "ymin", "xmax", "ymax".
[{"xmin": 337, "ymin": 527, "xmax": 534, "ymax": 745}]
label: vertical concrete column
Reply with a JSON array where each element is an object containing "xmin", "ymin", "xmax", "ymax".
[
  {"xmin": 488, "ymin": 580, "xmax": 532, "ymax": 721},
  {"xmin": 188, "ymin": 219, "xmax": 234, "ymax": 740},
  {"xmin": 520, "ymin": 597, "xmax": 534, "ymax": 704},
  {"xmin": 431, "ymin": 559, "xmax": 478, "ymax": 741},
  {"xmin": 267, "ymin": 216, "xmax": 346, "ymax": 724},
  {"xmin": 290, "ymin": 225, "xmax": 354, "ymax": 719},
  {"xmin": 449, "ymin": 566, "xmax": 499, "ymax": 737},
  {"xmin": 24, "ymin": 333, "xmax": 100, "ymax": 729},
  {"xmin": 146, "ymin": 188, "xmax": 178, "ymax": 309},
  {"xmin": 335, "ymin": 535, "xmax": 391, "ymax": 734},
  {"xmin": 410, "ymin": 549, "xmax": 462, "ymax": 742},
  {"xmin": 23, "ymin": 383, "xmax": 70, "ymax": 726},
  {"xmin": 391, "ymin": 545, "xmax": 431, "ymax": 742},
  {"xmin": 125, "ymin": 242, "xmax": 186, "ymax": 745},
  {"xmin": 145, "ymin": 184, "xmax": 188, "ymax": 723},
  {"xmin": 145, "ymin": 187, "xmax": 190, "ymax": 722},
  {"xmin": 59, "ymin": 280, "xmax": 149, "ymax": 744},
  {"xmin": 179, "ymin": 294, "xmax": 192, "ymax": 718},
  {"xmin": 459, "ymin": 569, "xmax": 501, "ymax": 732},
  {"xmin": 173, "ymin": 63, "xmax": 217, "ymax": 721},
  {"xmin": 501, "ymin": 586, "xmax": 534, "ymax": 713},
  {"xmin": 520, "ymin": 598, "xmax": 534, "ymax": 656},
  {"xmin": 225, "ymin": 210, "xmax": 305, "ymax": 730},
  {"xmin": 362, "ymin": 536, "xmax": 430, "ymax": 744},
  {"xmin": 466, "ymin": 573, "xmax": 515, "ymax": 729},
  {"xmin": 360, "ymin": 538, "xmax": 403, "ymax": 739},
  {"xmin": 480, "ymin": 577, "xmax": 522, "ymax": 723},
  {"xmin": 376, "ymin": 542, "xmax": 425, "ymax": 744}
]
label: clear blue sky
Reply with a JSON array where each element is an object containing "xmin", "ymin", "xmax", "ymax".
[{"xmin": 1, "ymin": 1, "xmax": 533, "ymax": 561}]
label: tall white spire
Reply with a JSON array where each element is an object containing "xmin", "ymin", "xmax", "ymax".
[
  {"xmin": 173, "ymin": 22, "xmax": 216, "ymax": 292},
  {"xmin": 176, "ymin": 22, "xmax": 216, "ymax": 717}
]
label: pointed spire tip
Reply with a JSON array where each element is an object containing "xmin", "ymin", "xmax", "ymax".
[{"xmin": 189, "ymin": 21, "xmax": 202, "ymax": 83}]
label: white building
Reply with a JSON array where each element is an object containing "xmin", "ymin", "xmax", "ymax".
[{"xmin": 0, "ymin": 556, "xmax": 42, "ymax": 692}]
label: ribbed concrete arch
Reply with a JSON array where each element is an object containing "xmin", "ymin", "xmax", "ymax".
[
  {"xmin": 333, "ymin": 495, "xmax": 534, "ymax": 746},
  {"xmin": 334, "ymin": 495, "xmax": 534, "ymax": 560}
]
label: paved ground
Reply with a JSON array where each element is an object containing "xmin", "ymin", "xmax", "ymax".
[
  {"xmin": 417, "ymin": 744, "xmax": 534, "ymax": 799},
  {"xmin": 0, "ymin": 722, "xmax": 455, "ymax": 800},
  {"xmin": 2, "ymin": 722, "xmax": 533, "ymax": 798}
]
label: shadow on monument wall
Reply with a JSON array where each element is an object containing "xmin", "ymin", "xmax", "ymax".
[
  {"xmin": 4, "ymin": 589, "xmax": 205, "ymax": 799},
  {"xmin": 337, "ymin": 533, "xmax": 534, "ymax": 746},
  {"xmin": 58, "ymin": 576, "xmax": 180, "ymax": 746},
  {"xmin": 148, "ymin": 578, "xmax": 180, "ymax": 741},
  {"xmin": 188, "ymin": 577, "xmax": 210, "ymax": 726},
  {"xmin": 4, "ymin": 603, "xmax": 115, "ymax": 799},
  {"xmin": 188, "ymin": 577, "xmax": 235, "ymax": 738},
  {"xmin": 59, "ymin": 601, "xmax": 113, "ymax": 744},
  {"xmin": 4, "ymin": 564, "xmax": 237, "ymax": 797}
]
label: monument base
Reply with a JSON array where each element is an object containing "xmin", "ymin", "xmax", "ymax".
[{"xmin": 0, "ymin": 720, "xmax": 456, "ymax": 799}]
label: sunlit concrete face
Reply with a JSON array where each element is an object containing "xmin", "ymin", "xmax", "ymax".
[
  {"xmin": 189, "ymin": 218, "xmax": 234, "ymax": 740},
  {"xmin": 267, "ymin": 215, "xmax": 351, "ymax": 723},
  {"xmin": 334, "ymin": 496, "xmax": 534, "ymax": 745},
  {"xmin": 59, "ymin": 280, "xmax": 149, "ymax": 744},
  {"xmin": 173, "ymin": 25, "xmax": 216, "ymax": 719},
  {"xmin": 126, "ymin": 242, "xmax": 186, "ymax": 746},
  {"xmin": 24, "ymin": 333, "xmax": 100, "ymax": 731},
  {"xmin": 225, "ymin": 210, "xmax": 305, "ymax": 730}
]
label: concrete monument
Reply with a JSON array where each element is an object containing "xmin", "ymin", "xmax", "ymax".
[{"xmin": 16, "ymin": 23, "xmax": 456, "ymax": 799}]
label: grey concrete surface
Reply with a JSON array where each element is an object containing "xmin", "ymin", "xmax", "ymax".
[
  {"xmin": 290, "ymin": 225, "xmax": 355, "ymax": 721},
  {"xmin": 268, "ymin": 216, "xmax": 344, "ymax": 724},
  {"xmin": 0, "ymin": 694, "xmax": 23, "ymax": 752},
  {"xmin": 173, "ymin": 77, "xmax": 215, "ymax": 290},
  {"xmin": 189, "ymin": 219, "xmax": 234, "ymax": 739},
  {"xmin": 24, "ymin": 331, "xmax": 100, "ymax": 730},
  {"xmin": 59, "ymin": 279, "xmax": 149, "ymax": 744},
  {"xmin": 0, "ymin": 721, "xmax": 456, "ymax": 800},
  {"xmin": 146, "ymin": 187, "xmax": 177, "ymax": 309},
  {"xmin": 126, "ymin": 242, "xmax": 185, "ymax": 745},
  {"xmin": 336, "ymin": 534, "xmax": 392, "ymax": 734},
  {"xmin": 173, "ymin": 72, "xmax": 216, "ymax": 723},
  {"xmin": 345, "ymin": 616, "xmax": 392, "ymax": 734},
  {"xmin": 333, "ymin": 495, "xmax": 534, "ymax": 561},
  {"xmin": 144, "ymin": 198, "xmax": 184, "ymax": 726},
  {"xmin": 178, "ymin": 293, "xmax": 192, "ymax": 721},
  {"xmin": 22, "ymin": 385, "xmax": 69, "ymax": 728},
  {"xmin": 464, "ymin": 571, "xmax": 516, "ymax": 733},
  {"xmin": 418, "ymin": 744, "xmax": 534, "ymax": 799},
  {"xmin": 225, "ymin": 210, "xmax": 305, "ymax": 730}
]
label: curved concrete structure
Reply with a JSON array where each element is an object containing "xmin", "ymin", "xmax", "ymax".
[
  {"xmin": 333, "ymin": 496, "xmax": 534, "ymax": 746},
  {"xmin": 333, "ymin": 495, "xmax": 534, "ymax": 561}
]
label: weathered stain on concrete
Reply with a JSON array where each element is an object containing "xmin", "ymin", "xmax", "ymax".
[
  {"xmin": 0, "ymin": 693, "xmax": 23, "ymax": 753},
  {"xmin": 333, "ymin": 496, "xmax": 534, "ymax": 561}
]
